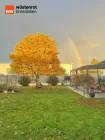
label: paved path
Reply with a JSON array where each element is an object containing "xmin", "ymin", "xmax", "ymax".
[{"xmin": 67, "ymin": 86, "xmax": 105, "ymax": 98}]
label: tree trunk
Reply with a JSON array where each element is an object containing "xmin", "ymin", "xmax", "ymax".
[{"xmin": 35, "ymin": 74, "xmax": 39, "ymax": 88}]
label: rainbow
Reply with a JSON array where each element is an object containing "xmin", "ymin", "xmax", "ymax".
[{"xmin": 68, "ymin": 37, "xmax": 83, "ymax": 66}]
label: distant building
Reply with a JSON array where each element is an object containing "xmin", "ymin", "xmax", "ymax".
[
  {"xmin": 61, "ymin": 63, "xmax": 72, "ymax": 75},
  {"xmin": 0, "ymin": 63, "xmax": 72, "ymax": 75},
  {"xmin": 0, "ymin": 63, "xmax": 11, "ymax": 74},
  {"xmin": 0, "ymin": 63, "xmax": 72, "ymax": 84}
]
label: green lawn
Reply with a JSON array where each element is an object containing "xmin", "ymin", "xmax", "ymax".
[{"xmin": 0, "ymin": 86, "xmax": 105, "ymax": 140}]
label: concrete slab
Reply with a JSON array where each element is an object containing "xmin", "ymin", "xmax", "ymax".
[{"xmin": 68, "ymin": 86, "xmax": 105, "ymax": 98}]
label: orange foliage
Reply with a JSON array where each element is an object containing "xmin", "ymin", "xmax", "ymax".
[{"xmin": 9, "ymin": 33, "xmax": 65, "ymax": 76}]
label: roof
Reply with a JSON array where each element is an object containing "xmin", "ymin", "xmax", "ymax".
[
  {"xmin": 99, "ymin": 60, "xmax": 105, "ymax": 64},
  {"xmin": 71, "ymin": 60, "xmax": 105, "ymax": 71}
]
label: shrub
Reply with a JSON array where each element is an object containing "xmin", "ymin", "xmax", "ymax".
[
  {"xmin": 73, "ymin": 74, "xmax": 94, "ymax": 86},
  {"xmin": 0, "ymin": 84, "xmax": 3, "ymax": 93},
  {"xmin": 8, "ymin": 86, "xmax": 13, "ymax": 92},
  {"xmin": 13, "ymin": 86, "xmax": 21, "ymax": 92},
  {"xmin": 61, "ymin": 81, "xmax": 64, "ymax": 86},
  {"xmin": 2, "ymin": 83, "xmax": 8, "ymax": 91},
  {"xmin": 64, "ymin": 75, "xmax": 70, "ymax": 81},
  {"xmin": 7, "ymin": 86, "xmax": 21, "ymax": 93},
  {"xmin": 18, "ymin": 76, "xmax": 31, "ymax": 86},
  {"xmin": 47, "ymin": 75, "xmax": 59, "ymax": 86}
]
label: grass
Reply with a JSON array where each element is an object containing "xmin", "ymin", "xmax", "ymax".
[{"xmin": 0, "ymin": 86, "xmax": 105, "ymax": 140}]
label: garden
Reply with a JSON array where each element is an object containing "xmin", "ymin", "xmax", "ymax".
[
  {"xmin": 0, "ymin": 33, "xmax": 105, "ymax": 140},
  {"xmin": 0, "ymin": 86, "xmax": 105, "ymax": 140}
]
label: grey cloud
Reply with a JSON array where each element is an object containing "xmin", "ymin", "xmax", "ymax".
[{"xmin": 74, "ymin": 37, "xmax": 103, "ymax": 49}]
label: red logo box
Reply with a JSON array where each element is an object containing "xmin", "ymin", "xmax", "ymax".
[{"xmin": 5, "ymin": 5, "xmax": 14, "ymax": 14}]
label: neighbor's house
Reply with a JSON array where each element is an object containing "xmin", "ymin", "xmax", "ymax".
[{"xmin": 0, "ymin": 63, "xmax": 72, "ymax": 84}]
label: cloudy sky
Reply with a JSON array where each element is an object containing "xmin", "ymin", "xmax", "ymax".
[{"xmin": 0, "ymin": 0, "xmax": 105, "ymax": 68}]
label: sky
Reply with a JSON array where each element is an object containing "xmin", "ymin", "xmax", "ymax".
[{"xmin": 0, "ymin": 0, "xmax": 105, "ymax": 68}]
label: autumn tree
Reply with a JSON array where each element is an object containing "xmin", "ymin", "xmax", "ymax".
[
  {"xmin": 9, "ymin": 33, "xmax": 65, "ymax": 87},
  {"xmin": 89, "ymin": 58, "xmax": 99, "ymax": 74},
  {"xmin": 91, "ymin": 58, "xmax": 98, "ymax": 65}
]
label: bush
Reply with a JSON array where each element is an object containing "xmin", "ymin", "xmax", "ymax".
[
  {"xmin": 47, "ymin": 75, "xmax": 59, "ymax": 86},
  {"xmin": 0, "ymin": 84, "xmax": 3, "ymax": 93},
  {"xmin": 73, "ymin": 74, "xmax": 94, "ymax": 86},
  {"xmin": 8, "ymin": 86, "xmax": 13, "ymax": 92},
  {"xmin": 7, "ymin": 86, "xmax": 21, "ymax": 93},
  {"xmin": 2, "ymin": 83, "xmax": 8, "ymax": 91},
  {"xmin": 18, "ymin": 76, "xmax": 31, "ymax": 86},
  {"xmin": 13, "ymin": 86, "xmax": 21, "ymax": 92},
  {"xmin": 64, "ymin": 75, "xmax": 70, "ymax": 81}
]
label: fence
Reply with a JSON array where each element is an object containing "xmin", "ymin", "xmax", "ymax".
[
  {"xmin": 0, "ymin": 74, "xmax": 20, "ymax": 86},
  {"xmin": 0, "ymin": 74, "xmax": 70, "ymax": 86}
]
